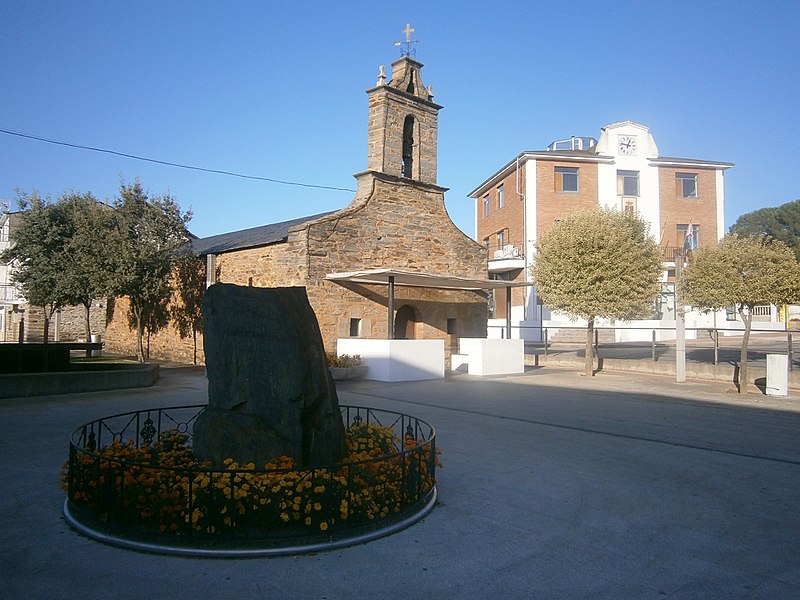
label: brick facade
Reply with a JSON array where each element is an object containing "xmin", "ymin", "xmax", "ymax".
[
  {"xmin": 476, "ymin": 168, "xmax": 527, "ymax": 318},
  {"xmin": 534, "ymin": 159, "xmax": 599, "ymax": 239},
  {"xmin": 469, "ymin": 121, "xmax": 733, "ymax": 331},
  {"xmin": 658, "ymin": 166, "xmax": 719, "ymax": 249}
]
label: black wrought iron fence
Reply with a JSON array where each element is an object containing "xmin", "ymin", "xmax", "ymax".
[{"xmin": 65, "ymin": 404, "xmax": 437, "ymax": 546}]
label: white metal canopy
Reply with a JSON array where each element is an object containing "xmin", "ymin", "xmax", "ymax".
[
  {"xmin": 325, "ymin": 268, "xmax": 528, "ymax": 291},
  {"xmin": 326, "ymin": 268, "xmax": 530, "ymax": 340}
]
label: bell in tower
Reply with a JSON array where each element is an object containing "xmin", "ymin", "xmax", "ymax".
[{"xmin": 363, "ymin": 28, "xmax": 442, "ymax": 185}]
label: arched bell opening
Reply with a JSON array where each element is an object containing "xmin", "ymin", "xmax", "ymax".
[{"xmin": 402, "ymin": 115, "xmax": 415, "ymax": 178}]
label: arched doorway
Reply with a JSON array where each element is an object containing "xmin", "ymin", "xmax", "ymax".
[{"xmin": 393, "ymin": 304, "xmax": 417, "ymax": 339}]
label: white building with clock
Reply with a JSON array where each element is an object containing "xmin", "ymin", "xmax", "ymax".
[{"xmin": 466, "ymin": 120, "xmax": 770, "ymax": 342}]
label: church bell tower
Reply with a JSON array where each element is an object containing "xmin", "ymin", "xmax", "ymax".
[{"xmin": 363, "ymin": 27, "xmax": 442, "ymax": 186}]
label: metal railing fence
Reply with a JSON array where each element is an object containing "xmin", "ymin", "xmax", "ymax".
[
  {"xmin": 66, "ymin": 404, "xmax": 437, "ymax": 545},
  {"xmin": 487, "ymin": 324, "xmax": 797, "ymax": 371}
]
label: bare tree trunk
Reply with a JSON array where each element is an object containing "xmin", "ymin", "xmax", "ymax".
[
  {"xmin": 585, "ymin": 317, "xmax": 595, "ymax": 377},
  {"xmin": 192, "ymin": 327, "xmax": 197, "ymax": 365},
  {"xmin": 738, "ymin": 304, "xmax": 753, "ymax": 394},
  {"xmin": 134, "ymin": 307, "xmax": 145, "ymax": 363}
]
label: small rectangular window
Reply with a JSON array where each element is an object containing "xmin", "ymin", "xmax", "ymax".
[
  {"xmin": 446, "ymin": 318, "xmax": 457, "ymax": 334},
  {"xmin": 483, "ymin": 194, "xmax": 490, "ymax": 217},
  {"xmin": 497, "ymin": 184, "xmax": 505, "ymax": 209},
  {"xmin": 496, "ymin": 230, "xmax": 505, "ymax": 250},
  {"xmin": 555, "ymin": 167, "xmax": 579, "ymax": 192},
  {"xmin": 676, "ymin": 173, "xmax": 698, "ymax": 198},
  {"xmin": 349, "ymin": 318, "xmax": 361, "ymax": 337},
  {"xmin": 617, "ymin": 170, "xmax": 639, "ymax": 196}
]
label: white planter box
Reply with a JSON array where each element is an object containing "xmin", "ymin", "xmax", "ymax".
[
  {"xmin": 458, "ymin": 338, "xmax": 525, "ymax": 376},
  {"xmin": 336, "ymin": 339, "xmax": 445, "ymax": 382}
]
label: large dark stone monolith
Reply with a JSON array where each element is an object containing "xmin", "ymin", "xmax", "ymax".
[{"xmin": 193, "ymin": 284, "xmax": 345, "ymax": 468}]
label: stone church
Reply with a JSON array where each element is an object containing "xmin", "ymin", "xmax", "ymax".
[{"xmin": 106, "ymin": 51, "xmax": 490, "ymax": 364}]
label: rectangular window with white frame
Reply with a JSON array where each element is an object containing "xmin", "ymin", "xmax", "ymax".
[
  {"xmin": 483, "ymin": 194, "xmax": 490, "ymax": 218},
  {"xmin": 555, "ymin": 166, "xmax": 579, "ymax": 192},
  {"xmin": 676, "ymin": 172, "xmax": 698, "ymax": 198},
  {"xmin": 497, "ymin": 184, "xmax": 505, "ymax": 209},
  {"xmin": 617, "ymin": 170, "xmax": 639, "ymax": 196},
  {"xmin": 496, "ymin": 230, "xmax": 505, "ymax": 252}
]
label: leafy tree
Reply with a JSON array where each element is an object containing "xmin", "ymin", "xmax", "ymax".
[
  {"xmin": 59, "ymin": 193, "xmax": 116, "ymax": 343},
  {"xmin": 3, "ymin": 191, "xmax": 118, "ymax": 344},
  {"xmin": 170, "ymin": 254, "xmax": 206, "ymax": 364},
  {"xmin": 1, "ymin": 192, "xmax": 71, "ymax": 341},
  {"xmin": 729, "ymin": 199, "xmax": 800, "ymax": 260},
  {"xmin": 531, "ymin": 207, "xmax": 663, "ymax": 376},
  {"xmin": 111, "ymin": 180, "xmax": 191, "ymax": 362},
  {"xmin": 680, "ymin": 234, "xmax": 800, "ymax": 393}
]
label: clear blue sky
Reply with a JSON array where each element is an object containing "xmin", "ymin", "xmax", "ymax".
[{"xmin": 2, "ymin": 1, "xmax": 799, "ymax": 240}]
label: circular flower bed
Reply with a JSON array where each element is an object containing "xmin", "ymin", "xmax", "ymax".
[{"xmin": 63, "ymin": 405, "xmax": 438, "ymax": 556}]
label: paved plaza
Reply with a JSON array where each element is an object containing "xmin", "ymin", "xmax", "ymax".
[{"xmin": 1, "ymin": 365, "xmax": 799, "ymax": 599}]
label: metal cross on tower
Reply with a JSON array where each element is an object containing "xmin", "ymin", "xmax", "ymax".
[{"xmin": 394, "ymin": 23, "xmax": 419, "ymax": 57}]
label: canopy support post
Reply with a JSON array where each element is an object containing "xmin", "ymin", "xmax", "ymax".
[{"xmin": 388, "ymin": 275, "xmax": 395, "ymax": 340}]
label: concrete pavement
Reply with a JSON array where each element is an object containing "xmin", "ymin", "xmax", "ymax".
[{"xmin": 1, "ymin": 365, "xmax": 799, "ymax": 599}]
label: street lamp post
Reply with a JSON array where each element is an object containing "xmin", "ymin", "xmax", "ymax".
[{"xmin": 675, "ymin": 249, "xmax": 686, "ymax": 383}]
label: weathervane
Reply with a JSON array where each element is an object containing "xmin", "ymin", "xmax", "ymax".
[{"xmin": 394, "ymin": 23, "xmax": 419, "ymax": 57}]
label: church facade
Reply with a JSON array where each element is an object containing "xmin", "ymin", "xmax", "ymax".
[{"xmin": 106, "ymin": 52, "xmax": 489, "ymax": 363}]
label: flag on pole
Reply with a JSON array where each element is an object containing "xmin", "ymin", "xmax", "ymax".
[{"xmin": 684, "ymin": 222, "xmax": 694, "ymax": 250}]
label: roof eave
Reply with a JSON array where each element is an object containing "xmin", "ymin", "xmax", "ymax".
[{"xmin": 468, "ymin": 151, "xmax": 614, "ymax": 198}]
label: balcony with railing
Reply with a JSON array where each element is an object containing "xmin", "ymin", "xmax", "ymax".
[
  {"xmin": 486, "ymin": 243, "xmax": 525, "ymax": 274},
  {"xmin": 0, "ymin": 283, "xmax": 22, "ymax": 303}
]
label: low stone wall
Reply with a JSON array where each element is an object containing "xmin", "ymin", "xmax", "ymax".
[{"xmin": 0, "ymin": 363, "xmax": 159, "ymax": 399}]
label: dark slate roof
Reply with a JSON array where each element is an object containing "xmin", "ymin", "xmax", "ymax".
[{"xmin": 191, "ymin": 211, "xmax": 336, "ymax": 255}]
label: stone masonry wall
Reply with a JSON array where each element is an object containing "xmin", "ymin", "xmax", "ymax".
[
  {"xmin": 4, "ymin": 302, "xmax": 106, "ymax": 343},
  {"xmin": 105, "ymin": 296, "xmax": 202, "ymax": 364},
  {"xmin": 103, "ymin": 172, "xmax": 488, "ymax": 366},
  {"xmin": 299, "ymin": 172, "xmax": 488, "ymax": 356}
]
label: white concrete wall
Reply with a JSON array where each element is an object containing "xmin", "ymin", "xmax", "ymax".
[
  {"xmin": 716, "ymin": 170, "xmax": 726, "ymax": 240},
  {"xmin": 524, "ymin": 159, "xmax": 538, "ymax": 319},
  {"xmin": 337, "ymin": 338, "xmax": 444, "ymax": 381},
  {"xmin": 596, "ymin": 122, "xmax": 661, "ymax": 242}
]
